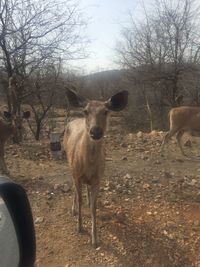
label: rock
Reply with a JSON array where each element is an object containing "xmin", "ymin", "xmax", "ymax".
[
  {"xmin": 149, "ymin": 130, "xmax": 158, "ymax": 136},
  {"xmin": 35, "ymin": 217, "xmax": 44, "ymax": 224},
  {"xmin": 163, "ymin": 230, "xmax": 168, "ymax": 235},
  {"xmin": 47, "ymin": 195, "xmax": 53, "ymax": 200},
  {"xmin": 124, "ymin": 180, "xmax": 130, "ymax": 188},
  {"xmin": 38, "ymin": 175, "xmax": 44, "ymax": 180},
  {"xmin": 154, "ymin": 160, "xmax": 161, "ymax": 165},
  {"xmin": 184, "ymin": 140, "xmax": 192, "ymax": 147},
  {"xmin": 54, "ymin": 184, "xmax": 60, "ymax": 190},
  {"xmin": 122, "ymin": 156, "xmax": 128, "ymax": 161},
  {"xmin": 166, "ymin": 221, "xmax": 175, "ymax": 227},
  {"xmin": 168, "ymin": 234, "xmax": 174, "ymax": 240},
  {"xmin": 193, "ymin": 220, "xmax": 200, "ymax": 226},
  {"xmin": 176, "ymin": 159, "xmax": 184, "ymax": 163},
  {"xmin": 137, "ymin": 131, "xmax": 143, "ymax": 138},
  {"xmin": 106, "ymin": 157, "xmax": 113, "ymax": 161},
  {"xmin": 116, "ymin": 212, "xmax": 126, "ymax": 224},
  {"xmin": 143, "ymin": 183, "xmax": 150, "ymax": 189},
  {"xmin": 108, "ymin": 181, "xmax": 116, "ymax": 190},
  {"xmin": 152, "ymin": 177, "xmax": 159, "ymax": 183},
  {"xmin": 191, "ymin": 179, "xmax": 197, "ymax": 185},
  {"xmin": 120, "ymin": 143, "xmax": 127, "ymax": 148},
  {"xmin": 123, "ymin": 173, "xmax": 132, "ymax": 179},
  {"xmin": 62, "ymin": 183, "xmax": 71, "ymax": 193},
  {"xmin": 127, "ymin": 133, "xmax": 134, "ymax": 141},
  {"xmin": 103, "ymin": 200, "xmax": 110, "ymax": 206},
  {"xmin": 142, "ymin": 155, "xmax": 148, "ymax": 160},
  {"xmin": 164, "ymin": 172, "xmax": 172, "ymax": 178},
  {"xmin": 116, "ymin": 185, "xmax": 123, "ymax": 193}
]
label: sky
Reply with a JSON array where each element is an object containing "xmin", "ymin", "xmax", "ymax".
[{"xmin": 75, "ymin": 0, "xmax": 152, "ymax": 74}]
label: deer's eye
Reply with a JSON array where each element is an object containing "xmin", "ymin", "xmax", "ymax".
[{"xmin": 83, "ymin": 109, "xmax": 89, "ymax": 116}]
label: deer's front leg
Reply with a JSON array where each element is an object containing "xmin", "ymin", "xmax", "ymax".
[
  {"xmin": 90, "ymin": 182, "xmax": 99, "ymax": 248},
  {"xmin": 74, "ymin": 179, "xmax": 83, "ymax": 233},
  {"xmin": 0, "ymin": 146, "xmax": 9, "ymax": 174}
]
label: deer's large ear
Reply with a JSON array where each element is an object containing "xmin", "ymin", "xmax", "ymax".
[
  {"xmin": 66, "ymin": 88, "xmax": 86, "ymax": 108},
  {"xmin": 105, "ymin": 90, "xmax": 128, "ymax": 111},
  {"xmin": 3, "ymin": 111, "xmax": 12, "ymax": 120}
]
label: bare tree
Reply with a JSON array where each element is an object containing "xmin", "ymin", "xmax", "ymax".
[
  {"xmin": 0, "ymin": 0, "xmax": 88, "ymax": 141},
  {"xmin": 26, "ymin": 60, "xmax": 63, "ymax": 140},
  {"xmin": 116, "ymin": 0, "xmax": 200, "ymax": 129}
]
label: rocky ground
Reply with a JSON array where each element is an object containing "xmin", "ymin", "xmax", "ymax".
[{"xmin": 3, "ymin": 131, "xmax": 200, "ymax": 267}]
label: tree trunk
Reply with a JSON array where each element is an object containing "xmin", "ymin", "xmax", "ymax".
[
  {"xmin": 35, "ymin": 120, "xmax": 42, "ymax": 141},
  {"xmin": 145, "ymin": 94, "xmax": 153, "ymax": 132}
]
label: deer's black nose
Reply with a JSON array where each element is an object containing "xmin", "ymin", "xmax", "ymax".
[{"xmin": 90, "ymin": 127, "xmax": 103, "ymax": 140}]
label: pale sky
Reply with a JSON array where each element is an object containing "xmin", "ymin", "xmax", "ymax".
[{"xmin": 75, "ymin": 0, "xmax": 152, "ymax": 74}]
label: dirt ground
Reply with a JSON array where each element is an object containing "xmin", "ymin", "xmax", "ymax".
[{"xmin": 3, "ymin": 130, "xmax": 200, "ymax": 267}]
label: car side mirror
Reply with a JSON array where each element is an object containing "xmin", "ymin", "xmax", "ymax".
[{"xmin": 0, "ymin": 176, "xmax": 36, "ymax": 267}]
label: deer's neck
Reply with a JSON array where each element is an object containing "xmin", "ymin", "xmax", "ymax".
[{"xmin": 83, "ymin": 129, "xmax": 103, "ymax": 162}]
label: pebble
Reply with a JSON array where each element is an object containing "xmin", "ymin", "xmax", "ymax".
[
  {"xmin": 137, "ymin": 131, "xmax": 143, "ymax": 138},
  {"xmin": 193, "ymin": 220, "xmax": 200, "ymax": 226},
  {"xmin": 191, "ymin": 179, "xmax": 197, "ymax": 185},
  {"xmin": 62, "ymin": 184, "xmax": 71, "ymax": 193},
  {"xmin": 35, "ymin": 217, "xmax": 44, "ymax": 224},
  {"xmin": 123, "ymin": 173, "xmax": 131, "ymax": 179},
  {"xmin": 54, "ymin": 184, "xmax": 60, "ymax": 190},
  {"xmin": 143, "ymin": 183, "xmax": 150, "ymax": 189}
]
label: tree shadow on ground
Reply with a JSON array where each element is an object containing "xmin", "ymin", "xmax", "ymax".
[{"xmin": 99, "ymin": 210, "xmax": 194, "ymax": 267}]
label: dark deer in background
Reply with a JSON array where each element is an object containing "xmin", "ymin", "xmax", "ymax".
[
  {"xmin": 63, "ymin": 89, "xmax": 128, "ymax": 247},
  {"xmin": 0, "ymin": 111, "xmax": 30, "ymax": 174}
]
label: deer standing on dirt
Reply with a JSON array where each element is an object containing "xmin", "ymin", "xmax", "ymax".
[
  {"xmin": 161, "ymin": 106, "xmax": 200, "ymax": 156},
  {"xmin": 0, "ymin": 111, "xmax": 30, "ymax": 174},
  {"xmin": 63, "ymin": 89, "xmax": 128, "ymax": 247}
]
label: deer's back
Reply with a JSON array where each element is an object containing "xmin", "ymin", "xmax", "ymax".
[{"xmin": 170, "ymin": 106, "xmax": 200, "ymax": 130}]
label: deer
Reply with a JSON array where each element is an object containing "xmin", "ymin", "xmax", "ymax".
[
  {"xmin": 160, "ymin": 106, "xmax": 200, "ymax": 156},
  {"xmin": 63, "ymin": 88, "xmax": 128, "ymax": 248},
  {"xmin": 0, "ymin": 111, "xmax": 30, "ymax": 174}
]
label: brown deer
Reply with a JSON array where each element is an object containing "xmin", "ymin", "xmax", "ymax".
[
  {"xmin": 0, "ymin": 111, "xmax": 30, "ymax": 174},
  {"xmin": 63, "ymin": 89, "xmax": 128, "ymax": 247},
  {"xmin": 161, "ymin": 106, "xmax": 200, "ymax": 156}
]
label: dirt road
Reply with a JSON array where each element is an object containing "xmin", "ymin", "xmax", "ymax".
[{"xmin": 4, "ymin": 132, "xmax": 200, "ymax": 267}]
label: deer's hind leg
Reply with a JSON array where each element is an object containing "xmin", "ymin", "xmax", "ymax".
[
  {"xmin": 72, "ymin": 189, "xmax": 77, "ymax": 216},
  {"xmin": 86, "ymin": 185, "xmax": 91, "ymax": 208},
  {"xmin": 160, "ymin": 128, "xmax": 179, "ymax": 155},
  {"xmin": 176, "ymin": 129, "xmax": 187, "ymax": 156}
]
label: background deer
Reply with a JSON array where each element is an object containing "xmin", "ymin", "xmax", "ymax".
[
  {"xmin": 63, "ymin": 88, "xmax": 128, "ymax": 247},
  {"xmin": 0, "ymin": 111, "xmax": 30, "ymax": 174},
  {"xmin": 161, "ymin": 106, "xmax": 200, "ymax": 156}
]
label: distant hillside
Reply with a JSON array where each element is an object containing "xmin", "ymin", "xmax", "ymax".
[
  {"xmin": 84, "ymin": 69, "xmax": 126, "ymax": 79},
  {"xmin": 79, "ymin": 69, "xmax": 127, "ymax": 99}
]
